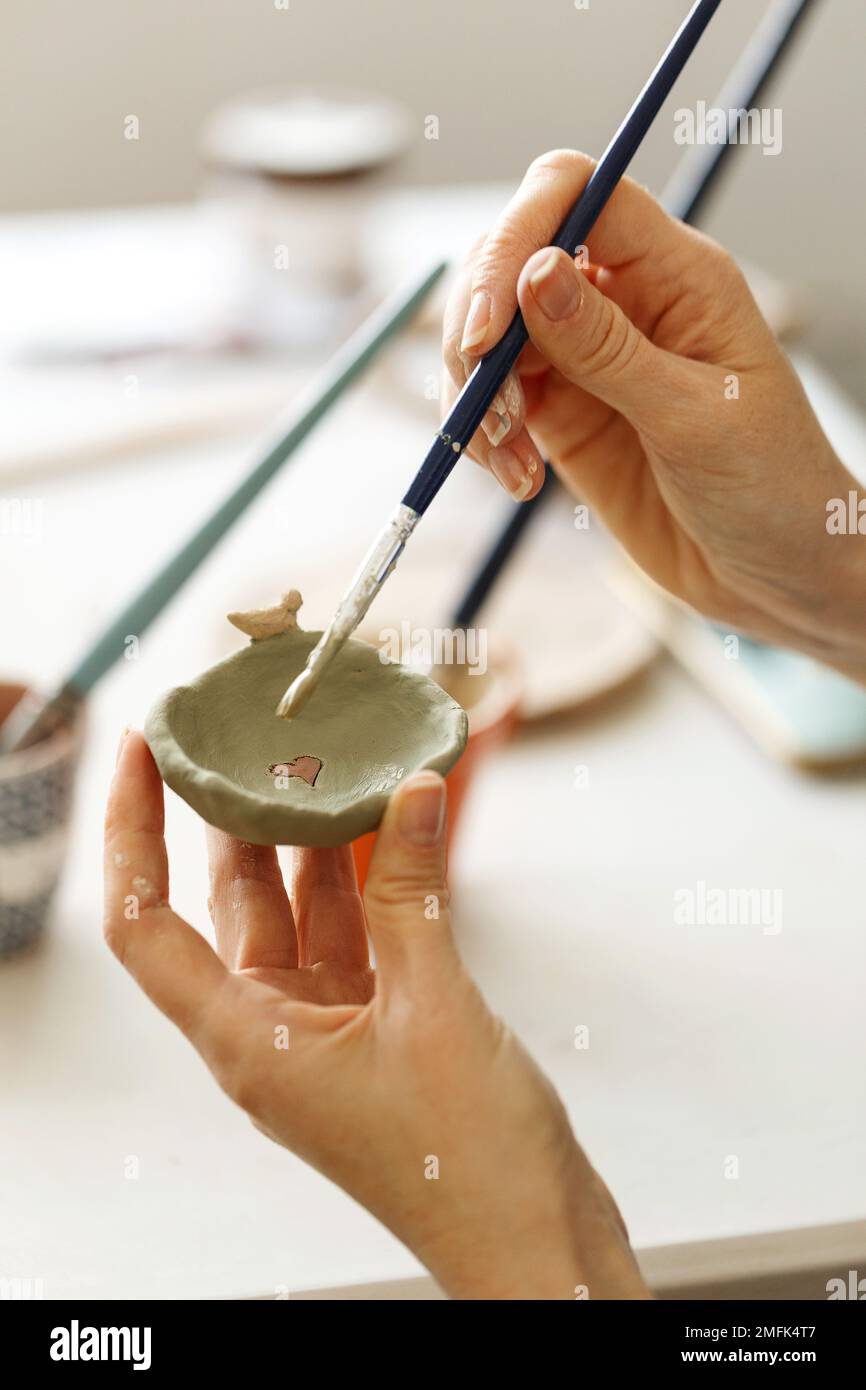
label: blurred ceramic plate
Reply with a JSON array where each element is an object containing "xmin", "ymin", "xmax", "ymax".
[
  {"xmin": 476, "ymin": 492, "xmax": 659, "ymax": 721},
  {"xmin": 611, "ymin": 559, "xmax": 866, "ymax": 770}
]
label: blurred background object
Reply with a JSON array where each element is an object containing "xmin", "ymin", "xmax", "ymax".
[
  {"xmin": 0, "ymin": 683, "xmax": 83, "ymax": 956},
  {"xmin": 202, "ymin": 87, "xmax": 412, "ymax": 344},
  {"xmin": 2, "ymin": 0, "xmax": 864, "ymax": 401}
]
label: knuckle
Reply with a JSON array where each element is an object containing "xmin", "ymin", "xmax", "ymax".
[
  {"xmin": 471, "ymin": 224, "xmax": 528, "ymax": 287},
  {"xmin": 364, "ymin": 871, "xmax": 446, "ymax": 920},
  {"xmin": 583, "ymin": 302, "xmax": 640, "ymax": 378},
  {"xmin": 714, "ymin": 248, "xmax": 752, "ymax": 318},
  {"xmin": 477, "ymin": 151, "xmax": 598, "ymax": 281},
  {"xmin": 688, "ymin": 229, "xmax": 747, "ymax": 292},
  {"xmin": 225, "ymin": 867, "xmax": 270, "ymax": 892},
  {"xmin": 710, "ymin": 242, "xmax": 743, "ymax": 283},
  {"xmin": 526, "ymin": 147, "xmax": 595, "ymax": 184},
  {"xmin": 363, "ymin": 878, "xmax": 409, "ymax": 918},
  {"xmin": 466, "ymin": 153, "xmax": 597, "ymax": 301}
]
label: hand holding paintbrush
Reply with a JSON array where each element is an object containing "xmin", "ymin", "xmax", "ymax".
[
  {"xmin": 276, "ymin": 0, "xmax": 724, "ymax": 719},
  {"xmin": 448, "ymin": 0, "xmax": 820, "ymax": 633}
]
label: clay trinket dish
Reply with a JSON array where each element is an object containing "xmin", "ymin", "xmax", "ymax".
[{"xmin": 145, "ymin": 593, "xmax": 468, "ymax": 847}]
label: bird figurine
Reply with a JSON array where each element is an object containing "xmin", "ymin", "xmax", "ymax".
[{"xmin": 227, "ymin": 589, "xmax": 303, "ymax": 641}]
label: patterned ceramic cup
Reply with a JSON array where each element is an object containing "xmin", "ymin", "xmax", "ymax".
[{"xmin": 0, "ymin": 683, "xmax": 84, "ymax": 958}]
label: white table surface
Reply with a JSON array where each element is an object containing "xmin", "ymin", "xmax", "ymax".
[{"xmin": 1, "ymin": 206, "xmax": 865, "ymax": 1300}]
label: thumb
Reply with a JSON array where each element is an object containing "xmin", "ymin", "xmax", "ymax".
[
  {"xmin": 363, "ymin": 771, "xmax": 458, "ymax": 992},
  {"xmin": 517, "ymin": 246, "xmax": 672, "ymax": 424}
]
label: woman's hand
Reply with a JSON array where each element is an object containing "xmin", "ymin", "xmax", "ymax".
[
  {"xmin": 104, "ymin": 730, "xmax": 648, "ymax": 1301},
  {"xmin": 443, "ymin": 150, "xmax": 866, "ymax": 682}
]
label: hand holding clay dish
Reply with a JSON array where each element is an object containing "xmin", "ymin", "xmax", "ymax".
[{"xmin": 145, "ymin": 593, "xmax": 467, "ymax": 847}]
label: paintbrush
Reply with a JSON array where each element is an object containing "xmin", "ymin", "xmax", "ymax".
[
  {"xmin": 276, "ymin": 0, "xmax": 724, "ymax": 720},
  {"xmin": 0, "ymin": 260, "xmax": 447, "ymax": 756},
  {"xmin": 661, "ymin": 0, "xmax": 818, "ymax": 224},
  {"xmin": 447, "ymin": 0, "xmax": 819, "ymax": 633}
]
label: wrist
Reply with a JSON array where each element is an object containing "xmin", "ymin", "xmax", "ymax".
[
  {"xmin": 777, "ymin": 456, "xmax": 866, "ymax": 683},
  {"xmin": 716, "ymin": 440, "xmax": 866, "ymax": 685},
  {"xmin": 406, "ymin": 1138, "xmax": 649, "ymax": 1300}
]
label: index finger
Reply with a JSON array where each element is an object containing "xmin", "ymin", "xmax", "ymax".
[
  {"xmin": 104, "ymin": 730, "xmax": 232, "ymax": 1049},
  {"xmin": 450, "ymin": 148, "xmax": 693, "ymax": 362}
]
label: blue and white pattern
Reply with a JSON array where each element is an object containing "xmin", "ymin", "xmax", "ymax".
[{"xmin": 0, "ymin": 736, "xmax": 79, "ymax": 957}]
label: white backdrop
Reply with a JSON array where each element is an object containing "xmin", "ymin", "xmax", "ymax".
[{"xmin": 4, "ymin": 0, "xmax": 864, "ymax": 397}]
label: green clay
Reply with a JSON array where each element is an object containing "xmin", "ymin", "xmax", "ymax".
[{"xmin": 145, "ymin": 628, "xmax": 467, "ymax": 847}]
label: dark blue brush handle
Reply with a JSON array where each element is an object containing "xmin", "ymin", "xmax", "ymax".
[{"xmin": 402, "ymin": 0, "xmax": 722, "ymax": 516}]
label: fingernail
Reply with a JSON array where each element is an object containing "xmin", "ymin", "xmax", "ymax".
[
  {"xmin": 115, "ymin": 727, "xmax": 130, "ymax": 766},
  {"xmin": 489, "ymin": 446, "xmax": 535, "ymax": 502},
  {"xmin": 529, "ymin": 250, "xmax": 581, "ymax": 321},
  {"xmin": 461, "ymin": 290, "xmax": 491, "ymax": 352},
  {"xmin": 483, "ymin": 411, "xmax": 511, "ymax": 448},
  {"xmin": 490, "ymin": 371, "xmax": 523, "ymax": 420},
  {"xmin": 499, "ymin": 370, "xmax": 524, "ymax": 419},
  {"xmin": 398, "ymin": 774, "xmax": 446, "ymax": 846}
]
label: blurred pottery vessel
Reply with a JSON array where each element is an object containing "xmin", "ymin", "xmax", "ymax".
[{"xmin": 0, "ymin": 682, "xmax": 84, "ymax": 958}]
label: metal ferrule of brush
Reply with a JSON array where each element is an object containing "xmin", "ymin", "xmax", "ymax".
[
  {"xmin": 329, "ymin": 501, "xmax": 420, "ymax": 635},
  {"xmin": 275, "ymin": 503, "xmax": 420, "ymax": 720}
]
